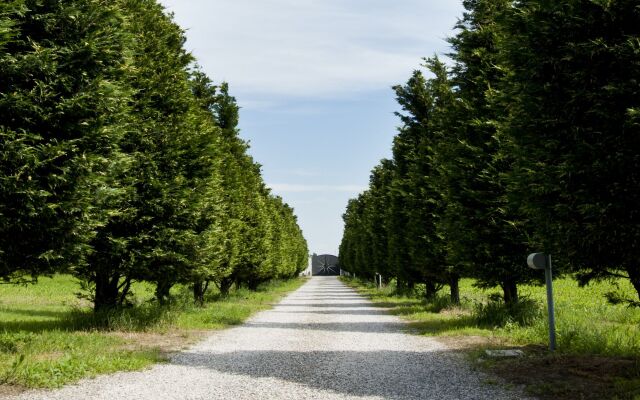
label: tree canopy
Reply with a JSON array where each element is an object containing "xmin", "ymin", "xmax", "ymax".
[
  {"xmin": 340, "ymin": 0, "xmax": 640, "ymax": 305},
  {"xmin": 0, "ymin": 0, "xmax": 308, "ymax": 310}
]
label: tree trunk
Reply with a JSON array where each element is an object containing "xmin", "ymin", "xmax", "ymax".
[
  {"xmin": 155, "ymin": 280, "xmax": 173, "ymax": 305},
  {"xmin": 94, "ymin": 272, "xmax": 120, "ymax": 312},
  {"xmin": 193, "ymin": 280, "xmax": 206, "ymax": 306},
  {"xmin": 424, "ymin": 280, "xmax": 438, "ymax": 300},
  {"xmin": 502, "ymin": 279, "xmax": 518, "ymax": 304},
  {"xmin": 219, "ymin": 277, "xmax": 233, "ymax": 296},
  {"xmin": 449, "ymin": 274, "xmax": 460, "ymax": 305},
  {"xmin": 627, "ymin": 266, "xmax": 640, "ymax": 302},
  {"xmin": 248, "ymin": 279, "xmax": 260, "ymax": 291},
  {"xmin": 118, "ymin": 277, "xmax": 132, "ymax": 306}
]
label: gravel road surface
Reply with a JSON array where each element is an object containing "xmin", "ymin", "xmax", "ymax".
[{"xmin": 15, "ymin": 276, "xmax": 528, "ymax": 399}]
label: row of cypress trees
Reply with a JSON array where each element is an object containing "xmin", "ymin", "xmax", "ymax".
[
  {"xmin": 0, "ymin": 0, "xmax": 308, "ymax": 311},
  {"xmin": 340, "ymin": 0, "xmax": 640, "ymax": 305}
]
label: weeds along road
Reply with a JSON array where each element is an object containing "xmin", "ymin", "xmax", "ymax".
[{"xmin": 14, "ymin": 277, "xmax": 529, "ymax": 400}]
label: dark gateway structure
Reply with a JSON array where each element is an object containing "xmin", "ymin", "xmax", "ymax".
[{"xmin": 311, "ymin": 254, "xmax": 340, "ymax": 276}]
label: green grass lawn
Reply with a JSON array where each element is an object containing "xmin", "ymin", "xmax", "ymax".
[
  {"xmin": 0, "ymin": 275, "xmax": 306, "ymax": 389},
  {"xmin": 342, "ymin": 276, "xmax": 640, "ymax": 399}
]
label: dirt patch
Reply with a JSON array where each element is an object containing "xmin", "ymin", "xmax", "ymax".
[
  {"xmin": 0, "ymin": 384, "xmax": 27, "ymax": 398},
  {"xmin": 435, "ymin": 335, "xmax": 506, "ymax": 351},
  {"xmin": 439, "ymin": 307, "xmax": 472, "ymax": 318},
  {"xmin": 109, "ymin": 330, "xmax": 210, "ymax": 354},
  {"xmin": 438, "ymin": 337, "xmax": 640, "ymax": 398},
  {"xmin": 485, "ymin": 350, "xmax": 640, "ymax": 400}
]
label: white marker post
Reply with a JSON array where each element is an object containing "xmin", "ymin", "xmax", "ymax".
[{"xmin": 527, "ymin": 252, "xmax": 556, "ymax": 351}]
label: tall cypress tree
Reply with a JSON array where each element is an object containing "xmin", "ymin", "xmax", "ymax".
[
  {"xmin": 187, "ymin": 70, "xmax": 232, "ymax": 304},
  {"xmin": 340, "ymin": 196, "xmax": 371, "ymax": 279},
  {"xmin": 0, "ymin": 0, "xmax": 132, "ymax": 284},
  {"xmin": 502, "ymin": 0, "xmax": 640, "ymax": 301},
  {"xmin": 366, "ymin": 160, "xmax": 393, "ymax": 280},
  {"xmin": 80, "ymin": 0, "xmax": 203, "ymax": 309},
  {"xmin": 432, "ymin": 0, "xmax": 533, "ymax": 304},
  {"xmin": 387, "ymin": 75, "xmax": 426, "ymax": 291},
  {"xmin": 390, "ymin": 58, "xmax": 456, "ymax": 299}
]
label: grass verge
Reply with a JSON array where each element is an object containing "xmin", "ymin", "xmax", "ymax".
[
  {"xmin": 341, "ymin": 276, "xmax": 640, "ymax": 400},
  {"xmin": 0, "ymin": 275, "xmax": 307, "ymax": 392}
]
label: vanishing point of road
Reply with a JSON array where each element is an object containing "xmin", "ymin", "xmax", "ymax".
[{"xmin": 16, "ymin": 277, "xmax": 528, "ymax": 399}]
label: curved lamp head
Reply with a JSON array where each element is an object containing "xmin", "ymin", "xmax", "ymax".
[{"xmin": 527, "ymin": 252, "xmax": 547, "ymax": 270}]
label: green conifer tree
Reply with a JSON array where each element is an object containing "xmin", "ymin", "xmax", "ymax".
[
  {"xmin": 502, "ymin": 0, "xmax": 640, "ymax": 301},
  {"xmin": 0, "ymin": 0, "xmax": 132, "ymax": 284}
]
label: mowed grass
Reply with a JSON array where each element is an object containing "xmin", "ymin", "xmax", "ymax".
[
  {"xmin": 0, "ymin": 275, "xmax": 306, "ymax": 389},
  {"xmin": 342, "ymin": 276, "xmax": 640, "ymax": 399},
  {"xmin": 343, "ymin": 276, "xmax": 640, "ymax": 356}
]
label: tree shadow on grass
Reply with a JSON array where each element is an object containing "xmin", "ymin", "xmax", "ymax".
[
  {"xmin": 0, "ymin": 308, "xmax": 70, "ymax": 319},
  {"xmin": 0, "ymin": 304, "xmax": 176, "ymax": 333},
  {"xmin": 405, "ymin": 315, "xmax": 481, "ymax": 336},
  {"xmin": 0, "ymin": 318, "xmax": 73, "ymax": 333},
  {"xmin": 370, "ymin": 301, "xmax": 425, "ymax": 309}
]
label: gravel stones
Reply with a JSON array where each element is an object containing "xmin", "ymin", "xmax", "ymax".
[{"xmin": 14, "ymin": 277, "xmax": 529, "ymax": 399}]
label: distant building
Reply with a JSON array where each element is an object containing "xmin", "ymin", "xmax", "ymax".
[
  {"xmin": 311, "ymin": 254, "xmax": 340, "ymax": 276},
  {"xmin": 300, "ymin": 255, "xmax": 312, "ymax": 276}
]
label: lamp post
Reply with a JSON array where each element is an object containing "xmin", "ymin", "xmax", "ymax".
[{"xmin": 527, "ymin": 252, "xmax": 556, "ymax": 351}]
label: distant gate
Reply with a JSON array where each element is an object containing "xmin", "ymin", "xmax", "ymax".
[{"xmin": 311, "ymin": 254, "xmax": 340, "ymax": 276}]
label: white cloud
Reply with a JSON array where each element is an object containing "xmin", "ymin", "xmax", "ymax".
[
  {"xmin": 268, "ymin": 183, "xmax": 366, "ymax": 193},
  {"xmin": 160, "ymin": 0, "xmax": 463, "ymax": 99},
  {"xmin": 157, "ymin": 0, "xmax": 465, "ymax": 255}
]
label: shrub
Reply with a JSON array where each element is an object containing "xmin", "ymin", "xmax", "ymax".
[
  {"xmin": 424, "ymin": 294, "xmax": 456, "ymax": 313},
  {"xmin": 474, "ymin": 296, "xmax": 542, "ymax": 328}
]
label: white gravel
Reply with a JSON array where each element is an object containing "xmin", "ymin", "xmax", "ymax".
[{"xmin": 14, "ymin": 276, "xmax": 529, "ymax": 399}]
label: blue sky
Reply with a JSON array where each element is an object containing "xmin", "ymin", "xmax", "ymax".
[{"xmin": 160, "ymin": 0, "xmax": 464, "ymax": 255}]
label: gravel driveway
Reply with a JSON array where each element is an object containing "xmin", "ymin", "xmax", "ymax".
[{"xmin": 15, "ymin": 276, "xmax": 528, "ymax": 399}]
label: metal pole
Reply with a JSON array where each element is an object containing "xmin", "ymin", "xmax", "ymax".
[{"xmin": 545, "ymin": 254, "xmax": 556, "ymax": 351}]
